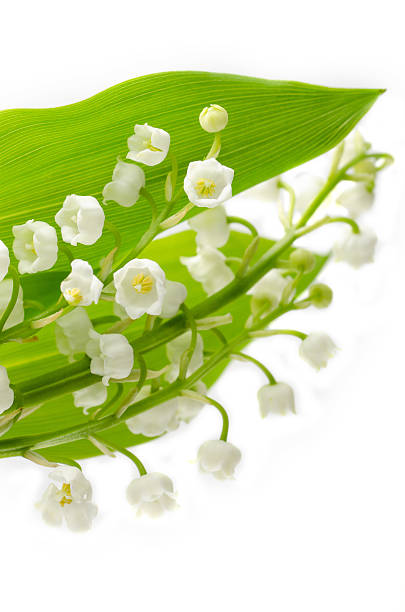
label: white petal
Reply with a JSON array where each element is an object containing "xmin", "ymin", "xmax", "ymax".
[
  {"xmin": 188, "ymin": 205, "xmax": 230, "ymax": 248},
  {"xmin": 160, "ymin": 280, "xmax": 187, "ymax": 318},
  {"xmin": 257, "ymin": 383, "xmax": 295, "ymax": 417},
  {"xmin": 0, "ymin": 240, "xmax": 10, "ymax": 282},
  {"xmin": 0, "ymin": 365, "xmax": 14, "ymax": 413}
]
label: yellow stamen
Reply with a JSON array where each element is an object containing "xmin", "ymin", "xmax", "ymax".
[
  {"xmin": 59, "ymin": 483, "xmax": 73, "ymax": 507},
  {"xmin": 195, "ymin": 179, "xmax": 216, "ymax": 197},
  {"xmin": 143, "ymin": 138, "xmax": 162, "ymax": 152},
  {"xmin": 131, "ymin": 273, "xmax": 154, "ymax": 294},
  {"xmin": 65, "ymin": 287, "xmax": 82, "ymax": 304}
]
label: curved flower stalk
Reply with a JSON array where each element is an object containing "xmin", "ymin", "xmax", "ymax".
[{"xmin": 0, "ymin": 100, "xmax": 393, "ymax": 529}]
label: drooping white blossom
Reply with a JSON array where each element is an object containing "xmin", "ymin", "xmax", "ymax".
[
  {"xmin": 336, "ymin": 183, "xmax": 374, "ymax": 218},
  {"xmin": 73, "ymin": 382, "xmax": 108, "ymax": 414},
  {"xmin": 333, "ymin": 229, "xmax": 377, "ymax": 268},
  {"xmin": 199, "ymin": 104, "xmax": 228, "ymax": 133},
  {"xmin": 103, "ymin": 161, "xmax": 146, "ymax": 207},
  {"xmin": 55, "ymin": 194, "xmax": 104, "ymax": 246},
  {"xmin": 197, "ymin": 440, "xmax": 241, "ymax": 480},
  {"xmin": 12, "ymin": 220, "xmax": 58, "ymax": 274},
  {"xmin": 0, "ymin": 240, "xmax": 10, "ymax": 282},
  {"xmin": 160, "ymin": 280, "xmax": 187, "ymax": 318},
  {"xmin": 165, "ymin": 330, "xmax": 204, "ymax": 383},
  {"xmin": 127, "ymin": 124, "xmax": 170, "ymax": 166},
  {"xmin": 292, "ymin": 173, "xmax": 325, "ymax": 213},
  {"xmin": 180, "ymin": 247, "xmax": 234, "ymax": 296},
  {"xmin": 299, "ymin": 332, "xmax": 337, "ymax": 370},
  {"xmin": 176, "ymin": 382, "xmax": 207, "ymax": 423},
  {"xmin": 61, "ymin": 259, "xmax": 103, "ymax": 306},
  {"xmin": 126, "ymin": 396, "xmax": 179, "ymax": 438},
  {"xmin": 184, "ymin": 159, "xmax": 234, "ymax": 208},
  {"xmin": 188, "ymin": 204, "xmax": 230, "ymax": 248},
  {"xmin": 126, "ymin": 472, "xmax": 177, "ymax": 518},
  {"xmin": 257, "ymin": 383, "xmax": 295, "ymax": 417},
  {"xmin": 0, "ymin": 365, "xmax": 14, "ymax": 414},
  {"xmin": 36, "ymin": 466, "xmax": 97, "ymax": 531},
  {"xmin": 249, "ymin": 269, "xmax": 292, "ymax": 311},
  {"xmin": 113, "ymin": 258, "xmax": 167, "ymax": 320},
  {"xmin": 55, "ymin": 307, "xmax": 93, "ymax": 359},
  {"xmin": 86, "ymin": 329, "xmax": 134, "ymax": 385},
  {"xmin": 0, "ymin": 279, "xmax": 24, "ymax": 330}
]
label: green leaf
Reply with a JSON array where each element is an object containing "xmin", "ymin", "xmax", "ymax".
[
  {"xmin": 0, "ymin": 71, "xmax": 382, "ymax": 270},
  {"xmin": 0, "ymin": 230, "xmax": 329, "ymax": 461}
]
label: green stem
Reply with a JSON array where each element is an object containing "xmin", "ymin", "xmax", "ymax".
[
  {"xmin": 140, "ymin": 187, "xmax": 158, "ymax": 222},
  {"xmin": 249, "ymin": 329, "xmax": 307, "ymax": 340},
  {"xmin": 92, "ymin": 434, "xmax": 147, "ymax": 476},
  {"xmin": 295, "ymin": 215, "xmax": 360, "ymax": 238},
  {"xmin": 183, "ymin": 391, "xmax": 229, "ymax": 441},
  {"xmin": 0, "ymin": 266, "xmax": 20, "ymax": 333},
  {"xmin": 178, "ymin": 304, "xmax": 197, "ymax": 380},
  {"xmin": 227, "ymin": 216, "xmax": 258, "ymax": 237},
  {"xmin": 231, "ymin": 351, "xmax": 276, "ymax": 384}
]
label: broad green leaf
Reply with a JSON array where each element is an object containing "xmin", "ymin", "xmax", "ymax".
[
  {"xmin": 0, "ymin": 71, "xmax": 382, "ymax": 271},
  {"xmin": 0, "ymin": 230, "xmax": 328, "ymax": 461}
]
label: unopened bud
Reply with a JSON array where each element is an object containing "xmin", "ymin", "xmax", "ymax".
[
  {"xmin": 199, "ymin": 104, "xmax": 228, "ymax": 133},
  {"xmin": 289, "ymin": 248, "xmax": 316, "ymax": 272},
  {"xmin": 308, "ymin": 283, "xmax": 333, "ymax": 308}
]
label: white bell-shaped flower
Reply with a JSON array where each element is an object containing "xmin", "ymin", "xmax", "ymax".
[
  {"xmin": 86, "ymin": 329, "xmax": 134, "ymax": 385},
  {"xmin": 160, "ymin": 280, "xmax": 187, "ymax": 318},
  {"xmin": 12, "ymin": 220, "xmax": 58, "ymax": 274},
  {"xmin": 127, "ymin": 124, "xmax": 170, "ymax": 166},
  {"xmin": 249, "ymin": 269, "xmax": 292, "ymax": 311},
  {"xmin": 60, "ymin": 259, "xmax": 103, "ymax": 306},
  {"xmin": 55, "ymin": 307, "xmax": 93, "ymax": 359},
  {"xmin": 126, "ymin": 394, "xmax": 179, "ymax": 438},
  {"xmin": 55, "ymin": 194, "xmax": 105, "ymax": 246},
  {"xmin": 336, "ymin": 183, "xmax": 374, "ymax": 218},
  {"xmin": 257, "ymin": 382, "xmax": 295, "ymax": 417},
  {"xmin": 333, "ymin": 229, "xmax": 377, "ymax": 268},
  {"xmin": 176, "ymin": 382, "xmax": 207, "ymax": 423},
  {"xmin": 184, "ymin": 159, "xmax": 234, "ymax": 208},
  {"xmin": 0, "ymin": 240, "xmax": 10, "ymax": 282},
  {"xmin": 180, "ymin": 247, "xmax": 234, "ymax": 296},
  {"xmin": 113, "ymin": 258, "xmax": 166, "ymax": 319},
  {"xmin": 299, "ymin": 332, "xmax": 337, "ymax": 370},
  {"xmin": 292, "ymin": 173, "xmax": 325, "ymax": 213},
  {"xmin": 199, "ymin": 104, "xmax": 228, "ymax": 133},
  {"xmin": 0, "ymin": 365, "xmax": 14, "ymax": 413},
  {"xmin": 36, "ymin": 466, "xmax": 97, "ymax": 531},
  {"xmin": 126, "ymin": 472, "xmax": 177, "ymax": 518},
  {"xmin": 73, "ymin": 382, "xmax": 108, "ymax": 414},
  {"xmin": 188, "ymin": 204, "xmax": 230, "ymax": 248},
  {"xmin": 0, "ymin": 279, "xmax": 24, "ymax": 330},
  {"xmin": 197, "ymin": 440, "xmax": 242, "ymax": 480},
  {"xmin": 165, "ymin": 330, "xmax": 204, "ymax": 383},
  {"xmin": 103, "ymin": 161, "xmax": 146, "ymax": 207}
]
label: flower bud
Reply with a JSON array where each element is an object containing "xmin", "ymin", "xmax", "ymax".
[
  {"xmin": 308, "ymin": 283, "xmax": 333, "ymax": 308},
  {"xmin": 289, "ymin": 248, "xmax": 316, "ymax": 272},
  {"xmin": 199, "ymin": 104, "xmax": 228, "ymax": 133}
]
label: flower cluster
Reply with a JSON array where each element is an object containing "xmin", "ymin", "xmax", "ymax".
[{"xmin": 0, "ymin": 102, "xmax": 392, "ymax": 531}]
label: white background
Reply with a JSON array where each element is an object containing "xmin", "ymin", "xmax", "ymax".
[{"xmin": 0, "ymin": 1, "xmax": 404, "ymax": 610}]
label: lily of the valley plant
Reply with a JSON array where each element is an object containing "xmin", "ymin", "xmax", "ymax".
[{"xmin": 0, "ymin": 95, "xmax": 392, "ymax": 531}]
